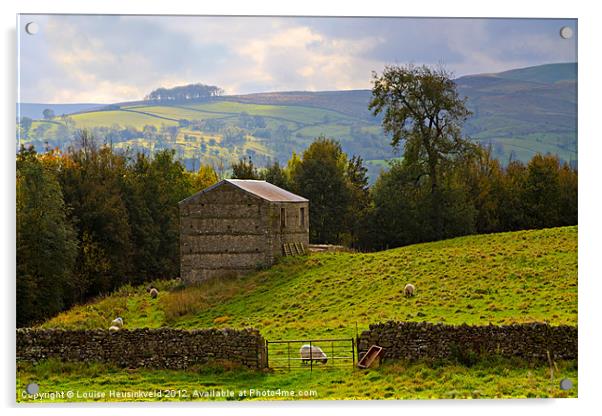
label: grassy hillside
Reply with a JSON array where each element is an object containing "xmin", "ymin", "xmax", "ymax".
[
  {"xmin": 70, "ymin": 109, "xmax": 179, "ymax": 129},
  {"xmin": 41, "ymin": 226, "xmax": 577, "ymax": 340},
  {"xmin": 495, "ymin": 62, "xmax": 577, "ymax": 84}
]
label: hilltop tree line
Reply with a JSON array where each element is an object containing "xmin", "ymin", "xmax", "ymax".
[
  {"xmin": 17, "ymin": 64, "xmax": 577, "ymax": 326},
  {"xmin": 145, "ymin": 83, "xmax": 224, "ymax": 102}
]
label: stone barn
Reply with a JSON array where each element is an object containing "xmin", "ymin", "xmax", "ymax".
[{"xmin": 179, "ymin": 179, "xmax": 309, "ymax": 283}]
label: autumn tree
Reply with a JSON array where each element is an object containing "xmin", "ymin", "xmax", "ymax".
[
  {"xmin": 370, "ymin": 64, "xmax": 476, "ymax": 238},
  {"xmin": 345, "ymin": 155, "xmax": 371, "ymax": 246},
  {"xmin": 292, "ymin": 137, "xmax": 351, "ymax": 243},
  {"xmin": 259, "ymin": 160, "xmax": 291, "ymax": 190},
  {"xmin": 190, "ymin": 164, "xmax": 219, "ymax": 192},
  {"xmin": 17, "ymin": 145, "xmax": 78, "ymax": 326},
  {"xmin": 231, "ymin": 156, "xmax": 259, "ymax": 179},
  {"xmin": 59, "ymin": 132, "xmax": 133, "ymax": 297}
]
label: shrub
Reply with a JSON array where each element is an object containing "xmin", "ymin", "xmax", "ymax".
[{"xmin": 448, "ymin": 342, "xmax": 479, "ymax": 367}]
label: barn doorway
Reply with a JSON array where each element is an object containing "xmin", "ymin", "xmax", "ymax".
[{"xmin": 265, "ymin": 338, "xmax": 355, "ymax": 371}]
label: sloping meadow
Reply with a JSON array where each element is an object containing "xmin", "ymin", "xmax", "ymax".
[{"xmin": 40, "ymin": 226, "xmax": 577, "ymax": 341}]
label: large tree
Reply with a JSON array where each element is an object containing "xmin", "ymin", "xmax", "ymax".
[
  {"xmin": 345, "ymin": 155, "xmax": 371, "ymax": 246},
  {"xmin": 369, "ymin": 64, "xmax": 475, "ymax": 236},
  {"xmin": 17, "ymin": 146, "xmax": 78, "ymax": 326},
  {"xmin": 42, "ymin": 108, "xmax": 55, "ymax": 120},
  {"xmin": 292, "ymin": 137, "xmax": 351, "ymax": 243},
  {"xmin": 259, "ymin": 160, "xmax": 291, "ymax": 190}
]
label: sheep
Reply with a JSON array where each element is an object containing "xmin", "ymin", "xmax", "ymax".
[
  {"xmin": 111, "ymin": 317, "xmax": 123, "ymax": 327},
  {"xmin": 299, "ymin": 345, "xmax": 328, "ymax": 365},
  {"xmin": 109, "ymin": 325, "xmax": 120, "ymax": 332},
  {"xmin": 404, "ymin": 283, "xmax": 416, "ymax": 297},
  {"xmin": 149, "ymin": 288, "xmax": 159, "ymax": 299}
]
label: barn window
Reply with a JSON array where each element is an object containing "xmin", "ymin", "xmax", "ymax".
[
  {"xmin": 300, "ymin": 207, "xmax": 305, "ymax": 227},
  {"xmin": 280, "ymin": 207, "xmax": 286, "ymax": 228}
]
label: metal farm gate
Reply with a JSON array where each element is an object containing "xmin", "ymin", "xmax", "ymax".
[{"xmin": 265, "ymin": 338, "xmax": 355, "ymax": 371}]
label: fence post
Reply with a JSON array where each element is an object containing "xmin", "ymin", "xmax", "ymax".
[
  {"xmin": 265, "ymin": 339, "xmax": 269, "ymax": 369},
  {"xmin": 331, "ymin": 341, "xmax": 335, "ymax": 368},
  {"xmin": 309, "ymin": 340, "xmax": 313, "ymax": 372}
]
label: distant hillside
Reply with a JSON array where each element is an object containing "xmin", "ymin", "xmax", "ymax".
[
  {"xmin": 223, "ymin": 89, "xmax": 376, "ymax": 121},
  {"xmin": 17, "ymin": 63, "xmax": 577, "ymax": 179},
  {"xmin": 17, "ymin": 103, "xmax": 105, "ymax": 120},
  {"xmin": 455, "ymin": 63, "xmax": 577, "ymax": 164},
  {"xmin": 41, "ymin": 226, "xmax": 577, "ymax": 340},
  {"xmin": 494, "ymin": 62, "xmax": 577, "ymax": 84}
]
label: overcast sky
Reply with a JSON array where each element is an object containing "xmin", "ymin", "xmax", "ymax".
[{"xmin": 18, "ymin": 15, "xmax": 577, "ymax": 103}]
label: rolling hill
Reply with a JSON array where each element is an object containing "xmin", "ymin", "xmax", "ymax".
[
  {"xmin": 18, "ymin": 63, "xmax": 577, "ymax": 180},
  {"xmin": 41, "ymin": 226, "xmax": 577, "ymax": 340},
  {"xmin": 22, "ymin": 226, "xmax": 578, "ymax": 401}
]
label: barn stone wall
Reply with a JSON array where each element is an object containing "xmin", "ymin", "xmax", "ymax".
[
  {"xmin": 180, "ymin": 182, "xmax": 309, "ymax": 283},
  {"xmin": 17, "ymin": 328, "xmax": 266, "ymax": 369},
  {"xmin": 358, "ymin": 321, "xmax": 577, "ymax": 362},
  {"xmin": 180, "ymin": 183, "xmax": 272, "ymax": 282},
  {"xmin": 267, "ymin": 202, "xmax": 310, "ymax": 260}
]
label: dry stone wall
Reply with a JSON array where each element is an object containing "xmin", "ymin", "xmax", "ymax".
[
  {"xmin": 358, "ymin": 321, "xmax": 577, "ymax": 362},
  {"xmin": 17, "ymin": 328, "xmax": 266, "ymax": 369}
]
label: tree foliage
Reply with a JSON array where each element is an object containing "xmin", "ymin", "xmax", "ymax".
[
  {"xmin": 17, "ymin": 146, "xmax": 78, "ymax": 326},
  {"xmin": 370, "ymin": 65, "xmax": 477, "ymax": 237},
  {"xmin": 42, "ymin": 108, "xmax": 55, "ymax": 120},
  {"xmin": 231, "ymin": 156, "xmax": 259, "ymax": 179},
  {"xmin": 145, "ymin": 83, "xmax": 223, "ymax": 102},
  {"xmin": 291, "ymin": 137, "xmax": 352, "ymax": 243},
  {"xmin": 16, "ymin": 130, "xmax": 204, "ymax": 326}
]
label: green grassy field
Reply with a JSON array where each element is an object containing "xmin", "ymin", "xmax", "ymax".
[
  {"xmin": 70, "ymin": 109, "xmax": 178, "ymax": 129},
  {"xmin": 185, "ymin": 101, "xmax": 358, "ymax": 125},
  {"xmin": 126, "ymin": 105, "xmax": 231, "ymax": 122},
  {"xmin": 41, "ymin": 226, "xmax": 577, "ymax": 340},
  {"xmin": 17, "ymin": 356, "xmax": 577, "ymax": 402},
  {"xmin": 23, "ymin": 226, "xmax": 578, "ymax": 402}
]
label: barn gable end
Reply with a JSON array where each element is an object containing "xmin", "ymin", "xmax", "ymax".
[{"xmin": 179, "ymin": 180, "xmax": 309, "ymax": 283}]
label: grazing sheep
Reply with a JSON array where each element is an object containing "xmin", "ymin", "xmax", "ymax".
[
  {"xmin": 149, "ymin": 288, "xmax": 159, "ymax": 299},
  {"xmin": 404, "ymin": 283, "xmax": 415, "ymax": 297},
  {"xmin": 111, "ymin": 317, "xmax": 123, "ymax": 327},
  {"xmin": 299, "ymin": 345, "xmax": 328, "ymax": 364},
  {"xmin": 109, "ymin": 325, "xmax": 120, "ymax": 332}
]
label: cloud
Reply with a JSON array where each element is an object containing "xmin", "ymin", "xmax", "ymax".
[{"xmin": 17, "ymin": 15, "xmax": 577, "ymax": 103}]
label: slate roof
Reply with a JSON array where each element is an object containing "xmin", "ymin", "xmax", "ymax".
[{"xmin": 179, "ymin": 179, "xmax": 308, "ymax": 205}]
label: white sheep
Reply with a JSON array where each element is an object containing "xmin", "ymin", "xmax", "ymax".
[
  {"xmin": 299, "ymin": 345, "xmax": 328, "ymax": 364},
  {"xmin": 149, "ymin": 288, "xmax": 159, "ymax": 299},
  {"xmin": 111, "ymin": 317, "xmax": 123, "ymax": 327},
  {"xmin": 404, "ymin": 283, "xmax": 416, "ymax": 297},
  {"xmin": 109, "ymin": 325, "xmax": 120, "ymax": 332}
]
